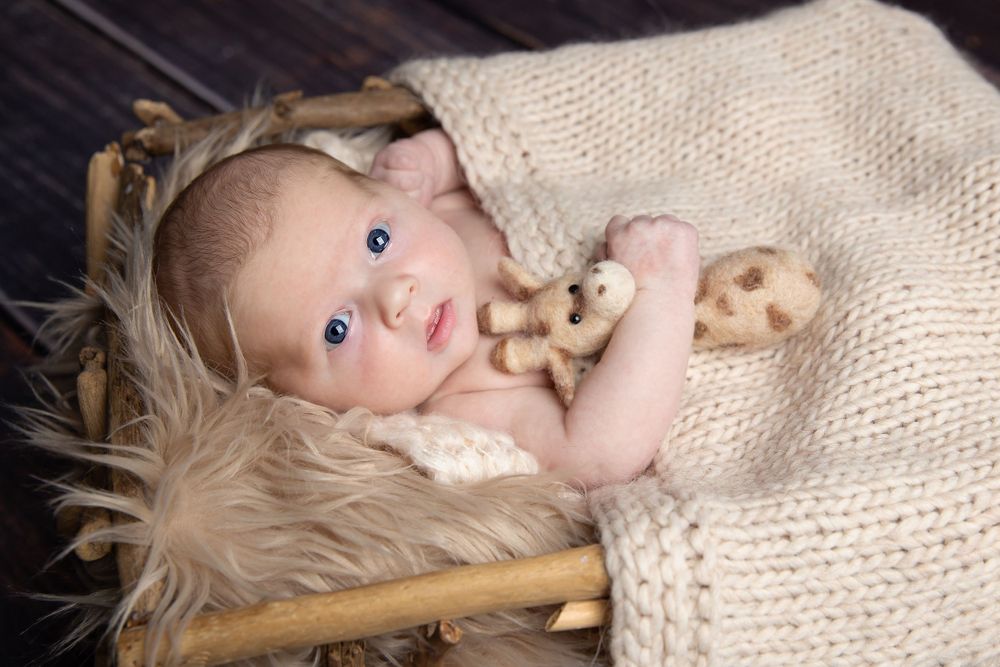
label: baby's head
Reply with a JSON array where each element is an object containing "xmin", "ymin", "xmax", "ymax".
[{"xmin": 154, "ymin": 143, "xmax": 479, "ymax": 414}]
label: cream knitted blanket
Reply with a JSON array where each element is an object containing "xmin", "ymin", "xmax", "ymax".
[{"xmin": 391, "ymin": 1, "xmax": 1000, "ymax": 664}]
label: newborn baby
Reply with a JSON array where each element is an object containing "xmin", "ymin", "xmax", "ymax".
[{"xmin": 153, "ymin": 129, "xmax": 700, "ymax": 488}]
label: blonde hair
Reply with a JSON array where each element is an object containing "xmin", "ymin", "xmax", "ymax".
[{"xmin": 152, "ymin": 143, "xmax": 357, "ymax": 375}]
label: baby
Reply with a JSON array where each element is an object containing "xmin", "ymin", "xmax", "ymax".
[{"xmin": 153, "ymin": 129, "xmax": 700, "ymax": 488}]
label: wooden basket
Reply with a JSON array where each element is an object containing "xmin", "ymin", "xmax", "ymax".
[{"xmin": 75, "ymin": 82, "xmax": 610, "ymax": 666}]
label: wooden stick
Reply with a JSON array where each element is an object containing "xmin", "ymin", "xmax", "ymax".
[
  {"xmin": 409, "ymin": 620, "xmax": 463, "ymax": 667},
  {"xmin": 84, "ymin": 143, "xmax": 123, "ymax": 294},
  {"xmin": 123, "ymin": 87, "xmax": 427, "ymax": 159},
  {"xmin": 116, "ymin": 544, "xmax": 608, "ymax": 666},
  {"xmin": 77, "ymin": 346, "xmax": 107, "ymax": 441},
  {"xmin": 75, "ymin": 507, "xmax": 112, "ymax": 561},
  {"xmin": 132, "ymin": 99, "xmax": 183, "ymax": 126},
  {"xmin": 106, "ymin": 161, "xmax": 163, "ymax": 621},
  {"xmin": 545, "ymin": 599, "xmax": 610, "ymax": 632},
  {"xmin": 70, "ymin": 345, "xmax": 113, "ymax": 561},
  {"xmin": 324, "ymin": 640, "xmax": 365, "ymax": 667}
]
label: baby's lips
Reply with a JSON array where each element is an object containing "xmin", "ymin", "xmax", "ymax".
[{"xmin": 425, "ymin": 302, "xmax": 442, "ymax": 341}]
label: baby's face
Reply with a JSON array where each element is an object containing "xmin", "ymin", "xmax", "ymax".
[{"xmin": 231, "ymin": 165, "xmax": 479, "ymax": 414}]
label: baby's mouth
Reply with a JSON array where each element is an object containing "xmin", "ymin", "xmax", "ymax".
[
  {"xmin": 426, "ymin": 299, "xmax": 455, "ymax": 351},
  {"xmin": 426, "ymin": 304, "xmax": 442, "ymax": 342}
]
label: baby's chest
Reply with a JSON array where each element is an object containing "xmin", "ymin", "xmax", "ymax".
[
  {"xmin": 428, "ymin": 188, "xmax": 556, "ymax": 395},
  {"xmin": 433, "ymin": 330, "xmax": 553, "ymax": 402}
]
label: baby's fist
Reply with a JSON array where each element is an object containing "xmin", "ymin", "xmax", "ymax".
[
  {"xmin": 369, "ymin": 138, "xmax": 436, "ymax": 207},
  {"xmin": 604, "ymin": 214, "xmax": 700, "ymax": 295}
]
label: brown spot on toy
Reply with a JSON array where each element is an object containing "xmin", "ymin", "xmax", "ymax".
[
  {"xmin": 767, "ymin": 304, "xmax": 792, "ymax": 332},
  {"xmin": 715, "ymin": 293, "xmax": 734, "ymax": 316},
  {"xmin": 694, "ymin": 277, "xmax": 707, "ymax": 304},
  {"xmin": 476, "ymin": 304, "xmax": 491, "ymax": 333},
  {"xmin": 736, "ymin": 267, "xmax": 765, "ymax": 291},
  {"xmin": 510, "ymin": 284, "xmax": 535, "ymax": 301},
  {"xmin": 491, "ymin": 339, "xmax": 512, "ymax": 371},
  {"xmin": 755, "ymin": 246, "xmax": 778, "ymax": 255},
  {"xmin": 806, "ymin": 271, "xmax": 820, "ymax": 288},
  {"xmin": 591, "ymin": 266, "xmax": 602, "ymax": 275},
  {"xmin": 694, "ymin": 320, "xmax": 707, "ymax": 339},
  {"xmin": 598, "ymin": 284, "xmax": 606, "ymax": 296},
  {"xmin": 528, "ymin": 320, "xmax": 550, "ymax": 336}
]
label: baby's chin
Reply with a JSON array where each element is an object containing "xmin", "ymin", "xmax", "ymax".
[{"xmin": 316, "ymin": 385, "xmax": 435, "ymax": 416}]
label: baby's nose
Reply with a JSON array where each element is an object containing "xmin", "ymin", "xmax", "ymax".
[{"xmin": 377, "ymin": 275, "xmax": 418, "ymax": 328}]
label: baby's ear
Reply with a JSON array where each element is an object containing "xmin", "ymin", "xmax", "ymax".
[{"xmin": 497, "ymin": 258, "xmax": 544, "ymax": 300}]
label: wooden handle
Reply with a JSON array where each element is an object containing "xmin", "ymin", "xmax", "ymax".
[
  {"xmin": 84, "ymin": 143, "xmax": 123, "ymax": 293},
  {"xmin": 116, "ymin": 544, "xmax": 607, "ymax": 666},
  {"xmin": 546, "ymin": 599, "xmax": 610, "ymax": 632},
  {"xmin": 123, "ymin": 86, "xmax": 428, "ymax": 158}
]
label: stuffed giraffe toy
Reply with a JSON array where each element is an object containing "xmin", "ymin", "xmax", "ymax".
[{"xmin": 478, "ymin": 247, "xmax": 822, "ymax": 405}]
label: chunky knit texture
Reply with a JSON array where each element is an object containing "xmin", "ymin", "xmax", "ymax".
[{"xmin": 391, "ymin": 1, "xmax": 1000, "ymax": 664}]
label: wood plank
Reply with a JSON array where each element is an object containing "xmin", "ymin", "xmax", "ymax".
[
  {"xmin": 431, "ymin": 0, "xmax": 808, "ymax": 49},
  {"xmin": 895, "ymin": 0, "xmax": 1000, "ymax": 87},
  {"xmin": 431, "ymin": 0, "xmax": 999, "ymax": 85},
  {"xmin": 0, "ymin": 319, "xmax": 104, "ymax": 665},
  {"xmin": 72, "ymin": 0, "xmax": 519, "ymax": 107},
  {"xmin": 0, "ymin": 0, "xmax": 211, "ymax": 330}
]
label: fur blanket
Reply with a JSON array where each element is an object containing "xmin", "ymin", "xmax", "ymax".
[
  {"xmin": 389, "ymin": 0, "xmax": 1000, "ymax": 664},
  {"xmin": 19, "ymin": 0, "xmax": 1000, "ymax": 665}
]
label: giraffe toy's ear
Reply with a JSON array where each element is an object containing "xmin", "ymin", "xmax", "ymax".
[{"xmin": 692, "ymin": 246, "xmax": 821, "ymax": 350}]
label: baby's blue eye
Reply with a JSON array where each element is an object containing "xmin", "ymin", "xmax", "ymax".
[
  {"xmin": 324, "ymin": 312, "xmax": 351, "ymax": 347},
  {"xmin": 367, "ymin": 221, "xmax": 391, "ymax": 256}
]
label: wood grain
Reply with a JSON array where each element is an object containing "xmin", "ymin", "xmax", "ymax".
[
  {"xmin": 72, "ymin": 0, "xmax": 519, "ymax": 105},
  {"xmin": 0, "ymin": 0, "xmax": 209, "ymax": 322}
]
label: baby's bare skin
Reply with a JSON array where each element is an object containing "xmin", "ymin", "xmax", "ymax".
[{"xmin": 372, "ymin": 130, "xmax": 698, "ymax": 488}]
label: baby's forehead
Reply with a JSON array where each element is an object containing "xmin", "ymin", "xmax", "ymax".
[{"xmin": 272, "ymin": 153, "xmax": 372, "ymax": 199}]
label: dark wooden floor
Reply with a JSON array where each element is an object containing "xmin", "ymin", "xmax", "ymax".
[{"xmin": 2, "ymin": 1, "xmax": 997, "ymax": 663}]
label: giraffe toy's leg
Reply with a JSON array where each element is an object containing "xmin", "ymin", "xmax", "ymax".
[
  {"xmin": 491, "ymin": 336, "xmax": 550, "ymax": 374},
  {"xmin": 546, "ymin": 349, "xmax": 576, "ymax": 406},
  {"xmin": 478, "ymin": 301, "xmax": 532, "ymax": 335},
  {"xmin": 496, "ymin": 257, "xmax": 545, "ymax": 300}
]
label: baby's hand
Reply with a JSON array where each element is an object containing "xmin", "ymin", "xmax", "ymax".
[
  {"xmin": 602, "ymin": 214, "xmax": 700, "ymax": 296},
  {"xmin": 369, "ymin": 137, "xmax": 437, "ymax": 207}
]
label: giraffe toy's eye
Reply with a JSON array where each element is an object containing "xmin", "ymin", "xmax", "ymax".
[
  {"xmin": 568, "ymin": 284, "xmax": 579, "ymax": 294},
  {"xmin": 569, "ymin": 313, "xmax": 582, "ymax": 324}
]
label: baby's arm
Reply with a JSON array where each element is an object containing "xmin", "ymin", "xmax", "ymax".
[
  {"xmin": 438, "ymin": 214, "xmax": 699, "ymax": 489},
  {"xmin": 565, "ymin": 215, "xmax": 699, "ymax": 486},
  {"xmin": 508, "ymin": 215, "xmax": 699, "ymax": 488},
  {"xmin": 369, "ymin": 129, "xmax": 465, "ymax": 207}
]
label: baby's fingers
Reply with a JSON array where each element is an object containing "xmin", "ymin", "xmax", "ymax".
[
  {"xmin": 374, "ymin": 166, "xmax": 422, "ymax": 191},
  {"xmin": 605, "ymin": 214, "xmax": 629, "ymax": 238},
  {"xmin": 371, "ymin": 139, "xmax": 422, "ymax": 170}
]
